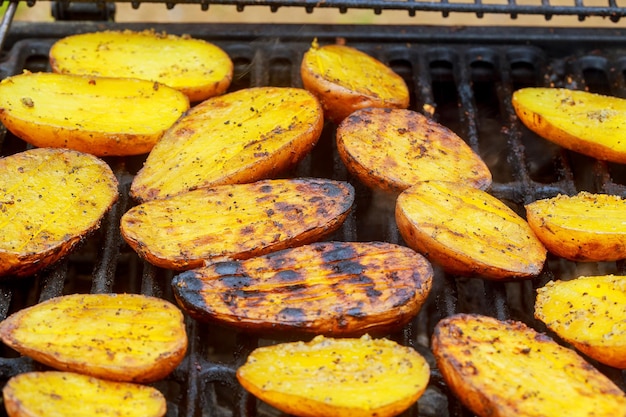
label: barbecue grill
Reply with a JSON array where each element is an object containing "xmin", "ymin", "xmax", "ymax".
[{"xmin": 1, "ymin": 1, "xmax": 626, "ymax": 416}]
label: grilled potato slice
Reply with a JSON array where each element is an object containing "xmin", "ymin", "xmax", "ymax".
[
  {"xmin": 130, "ymin": 87, "xmax": 323, "ymax": 202},
  {"xmin": 395, "ymin": 181, "xmax": 546, "ymax": 279},
  {"xmin": 337, "ymin": 108, "xmax": 492, "ymax": 192},
  {"xmin": 432, "ymin": 314, "xmax": 626, "ymax": 417},
  {"xmin": 535, "ymin": 275, "xmax": 626, "ymax": 369},
  {"xmin": 0, "ymin": 71, "xmax": 189, "ymax": 156},
  {"xmin": 0, "ymin": 293, "xmax": 187, "ymax": 383},
  {"xmin": 3, "ymin": 371, "xmax": 167, "ymax": 417},
  {"xmin": 512, "ymin": 87, "xmax": 626, "ymax": 163},
  {"xmin": 122, "ymin": 178, "xmax": 354, "ymax": 271},
  {"xmin": 49, "ymin": 30, "xmax": 233, "ymax": 103},
  {"xmin": 525, "ymin": 192, "xmax": 626, "ymax": 262},
  {"xmin": 172, "ymin": 241, "xmax": 432, "ymax": 336},
  {"xmin": 236, "ymin": 334, "xmax": 430, "ymax": 417},
  {"xmin": 0, "ymin": 148, "xmax": 118, "ymax": 277},
  {"xmin": 300, "ymin": 40, "xmax": 409, "ymax": 123}
]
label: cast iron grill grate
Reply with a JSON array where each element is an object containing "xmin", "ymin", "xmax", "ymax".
[
  {"xmin": 5, "ymin": 0, "xmax": 626, "ymax": 21},
  {"xmin": 1, "ymin": 22, "xmax": 626, "ymax": 417}
]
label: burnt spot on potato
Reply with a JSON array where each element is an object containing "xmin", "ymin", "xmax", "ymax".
[
  {"xmin": 171, "ymin": 241, "xmax": 433, "ymax": 336},
  {"xmin": 274, "ymin": 269, "xmax": 302, "ymax": 282},
  {"xmin": 277, "ymin": 307, "xmax": 307, "ymax": 325},
  {"xmin": 321, "ymin": 244, "xmax": 358, "ymax": 264}
]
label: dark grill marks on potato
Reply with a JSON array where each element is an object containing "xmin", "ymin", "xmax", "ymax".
[
  {"xmin": 172, "ymin": 241, "xmax": 433, "ymax": 336},
  {"xmin": 121, "ymin": 178, "xmax": 355, "ymax": 270}
]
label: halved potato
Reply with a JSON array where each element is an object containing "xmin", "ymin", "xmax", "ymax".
[
  {"xmin": 130, "ymin": 87, "xmax": 323, "ymax": 202},
  {"xmin": 236, "ymin": 334, "xmax": 430, "ymax": 417},
  {"xmin": 0, "ymin": 71, "xmax": 189, "ymax": 156},
  {"xmin": 395, "ymin": 181, "xmax": 546, "ymax": 279},
  {"xmin": 3, "ymin": 371, "xmax": 167, "ymax": 417},
  {"xmin": 512, "ymin": 87, "xmax": 626, "ymax": 163},
  {"xmin": 0, "ymin": 148, "xmax": 118, "ymax": 277},
  {"xmin": 535, "ymin": 275, "xmax": 626, "ymax": 369},
  {"xmin": 300, "ymin": 40, "xmax": 409, "ymax": 123},
  {"xmin": 432, "ymin": 314, "xmax": 626, "ymax": 417},
  {"xmin": 172, "ymin": 241, "xmax": 432, "ymax": 336},
  {"xmin": 122, "ymin": 178, "xmax": 354, "ymax": 271},
  {"xmin": 50, "ymin": 30, "xmax": 233, "ymax": 103},
  {"xmin": 337, "ymin": 108, "xmax": 492, "ymax": 192},
  {"xmin": 525, "ymin": 191, "xmax": 626, "ymax": 262},
  {"xmin": 0, "ymin": 293, "xmax": 187, "ymax": 383}
]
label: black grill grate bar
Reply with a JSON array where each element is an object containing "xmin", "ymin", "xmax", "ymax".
[
  {"xmin": 38, "ymin": 262, "xmax": 68, "ymax": 302},
  {"xmin": 90, "ymin": 163, "xmax": 132, "ymax": 294},
  {"xmin": 7, "ymin": 0, "xmax": 626, "ymax": 21}
]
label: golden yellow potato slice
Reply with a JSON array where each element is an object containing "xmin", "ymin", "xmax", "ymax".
[
  {"xmin": 3, "ymin": 371, "xmax": 166, "ymax": 417},
  {"xmin": 395, "ymin": 181, "xmax": 546, "ymax": 279},
  {"xmin": 535, "ymin": 275, "xmax": 626, "ymax": 369},
  {"xmin": 512, "ymin": 87, "xmax": 626, "ymax": 163},
  {"xmin": 300, "ymin": 40, "xmax": 409, "ymax": 123},
  {"xmin": 236, "ymin": 334, "xmax": 430, "ymax": 417},
  {"xmin": 0, "ymin": 71, "xmax": 189, "ymax": 156},
  {"xmin": 337, "ymin": 108, "xmax": 492, "ymax": 192},
  {"xmin": 130, "ymin": 86, "xmax": 323, "ymax": 202},
  {"xmin": 172, "ymin": 241, "xmax": 432, "ymax": 336},
  {"xmin": 122, "ymin": 178, "xmax": 354, "ymax": 271},
  {"xmin": 0, "ymin": 293, "xmax": 187, "ymax": 383},
  {"xmin": 432, "ymin": 314, "xmax": 626, "ymax": 417},
  {"xmin": 50, "ymin": 30, "xmax": 233, "ymax": 103},
  {"xmin": 0, "ymin": 148, "xmax": 118, "ymax": 277},
  {"xmin": 526, "ymin": 192, "xmax": 626, "ymax": 262}
]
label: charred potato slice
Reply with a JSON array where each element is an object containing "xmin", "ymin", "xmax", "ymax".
[
  {"xmin": 0, "ymin": 72, "xmax": 189, "ymax": 156},
  {"xmin": 535, "ymin": 275, "xmax": 626, "ymax": 369},
  {"xmin": 122, "ymin": 178, "xmax": 354, "ymax": 271},
  {"xmin": 3, "ymin": 371, "xmax": 167, "ymax": 417},
  {"xmin": 50, "ymin": 30, "xmax": 233, "ymax": 103},
  {"xmin": 173, "ymin": 241, "xmax": 432, "ymax": 336},
  {"xmin": 130, "ymin": 87, "xmax": 323, "ymax": 202},
  {"xmin": 337, "ymin": 108, "xmax": 492, "ymax": 192},
  {"xmin": 300, "ymin": 41, "xmax": 409, "ymax": 123},
  {"xmin": 0, "ymin": 148, "xmax": 118, "ymax": 277},
  {"xmin": 0, "ymin": 293, "xmax": 187, "ymax": 383},
  {"xmin": 432, "ymin": 314, "xmax": 626, "ymax": 417},
  {"xmin": 236, "ymin": 334, "xmax": 430, "ymax": 417},
  {"xmin": 525, "ymin": 192, "xmax": 626, "ymax": 262},
  {"xmin": 512, "ymin": 87, "xmax": 626, "ymax": 163},
  {"xmin": 395, "ymin": 181, "xmax": 546, "ymax": 279}
]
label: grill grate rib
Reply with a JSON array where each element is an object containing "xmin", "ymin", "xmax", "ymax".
[{"xmin": 7, "ymin": 0, "xmax": 626, "ymax": 22}]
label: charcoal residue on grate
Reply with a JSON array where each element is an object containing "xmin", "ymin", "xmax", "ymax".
[{"xmin": 1, "ymin": 23, "xmax": 626, "ymax": 417}]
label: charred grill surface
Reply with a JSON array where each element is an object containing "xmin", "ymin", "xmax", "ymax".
[{"xmin": 1, "ymin": 22, "xmax": 626, "ymax": 417}]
